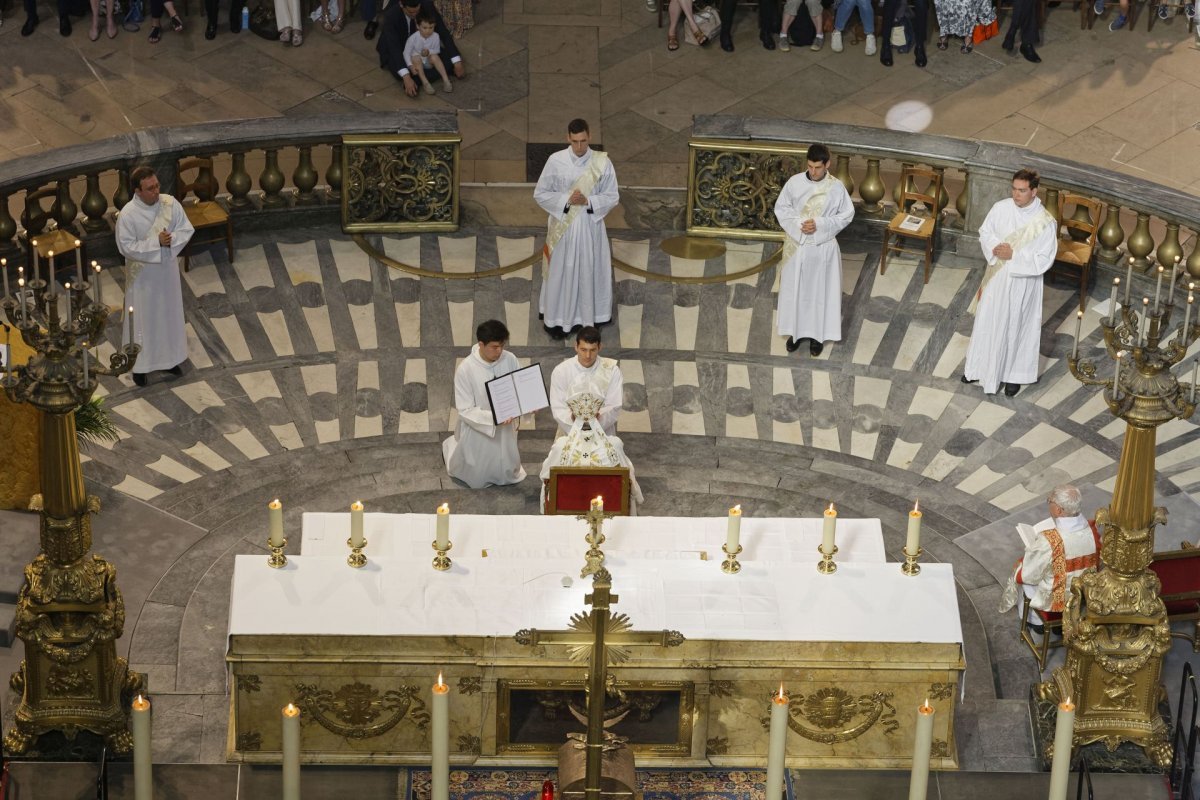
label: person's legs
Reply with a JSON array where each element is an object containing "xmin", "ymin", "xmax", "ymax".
[
  {"xmin": 412, "ymin": 57, "xmax": 433, "ymax": 91},
  {"xmin": 719, "ymin": 0, "xmax": 735, "ymax": 49},
  {"xmin": 804, "ymin": 0, "xmax": 822, "ymax": 47},
  {"xmin": 667, "ymin": 0, "xmax": 681, "ymax": 45},
  {"xmin": 757, "ymin": 0, "xmax": 780, "ymax": 46},
  {"xmin": 89, "ymin": 0, "xmax": 102, "ymax": 37},
  {"xmin": 430, "ymin": 53, "xmax": 451, "ymax": 87},
  {"xmin": 148, "ymin": 0, "xmax": 165, "ymax": 39},
  {"xmin": 780, "ymin": 0, "xmax": 800, "ymax": 48},
  {"xmin": 879, "ymin": 0, "xmax": 897, "ymax": 63}
]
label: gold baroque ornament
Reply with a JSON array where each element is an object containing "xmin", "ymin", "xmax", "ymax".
[
  {"xmin": 688, "ymin": 141, "xmax": 808, "ymax": 237},
  {"xmin": 930, "ymin": 739, "xmax": 950, "ymax": 758},
  {"xmin": 294, "ymin": 681, "xmax": 431, "ymax": 739},
  {"xmin": 46, "ymin": 665, "xmax": 95, "ymax": 697},
  {"xmin": 457, "ymin": 734, "xmax": 481, "ymax": 753},
  {"xmin": 457, "ymin": 676, "xmax": 482, "ymax": 695},
  {"xmin": 928, "ymin": 683, "xmax": 954, "ymax": 701},
  {"xmin": 775, "ymin": 688, "xmax": 898, "ymax": 745},
  {"xmin": 236, "ymin": 731, "xmax": 263, "ymax": 751},
  {"xmin": 341, "ymin": 134, "xmax": 460, "ymax": 233}
]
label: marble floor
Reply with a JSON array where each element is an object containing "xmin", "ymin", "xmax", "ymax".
[{"xmin": 1, "ymin": 223, "xmax": 1198, "ymax": 784}]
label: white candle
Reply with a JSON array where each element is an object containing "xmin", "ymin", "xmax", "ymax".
[
  {"xmin": 1184, "ymin": 293, "xmax": 1194, "ymax": 340},
  {"xmin": 1170, "ymin": 255, "xmax": 1180, "ymax": 296},
  {"xmin": 436, "ymin": 503, "xmax": 450, "ymax": 550},
  {"xmin": 1, "ymin": 257, "xmax": 7, "ymax": 298},
  {"xmin": 268, "ymin": 499, "xmax": 284, "ymax": 547},
  {"xmin": 726, "ymin": 505, "xmax": 742, "ymax": 552},
  {"xmin": 591, "ymin": 495, "xmax": 604, "ymax": 512},
  {"xmin": 1191, "ymin": 359, "xmax": 1197, "ymax": 404},
  {"xmin": 1139, "ymin": 298, "xmax": 1149, "ymax": 346},
  {"xmin": 350, "ymin": 501, "xmax": 365, "ymax": 549},
  {"xmin": 1109, "ymin": 278, "xmax": 1119, "ymax": 324},
  {"xmin": 908, "ymin": 700, "xmax": 935, "ymax": 800},
  {"xmin": 1123, "ymin": 257, "xmax": 1133, "ymax": 304},
  {"xmin": 765, "ymin": 684, "xmax": 789, "ymax": 800},
  {"xmin": 906, "ymin": 500, "xmax": 922, "ymax": 554},
  {"xmin": 31, "ymin": 241, "xmax": 39, "ymax": 286},
  {"xmin": 127, "ymin": 306, "xmax": 135, "ymax": 347},
  {"xmin": 431, "ymin": 673, "xmax": 450, "ymax": 800},
  {"xmin": 83, "ymin": 345, "xmax": 89, "ymax": 384},
  {"xmin": 93, "ymin": 261, "xmax": 101, "ymax": 305},
  {"xmin": 281, "ymin": 703, "xmax": 300, "ymax": 800},
  {"xmin": 74, "ymin": 240, "xmax": 83, "ymax": 285},
  {"xmin": 1153, "ymin": 265, "xmax": 1164, "ymax": 313},
  {"xmin": 1072, "ymin": 310, "xmax": 1082, "ymax": 360},
  {"xmin": 1047, "ymin": 698, "xmax": 1075, "ymax": 800},
  {"xmin": 47, "ymin": 250, "xmax": 54, "ymax": 285},
  {"xmin": 17, "ymin": 278, "xmax": 26, "ymax": 323},
  {"xmin": 822, "ymin": 503, "xmax": 837, "ymax": 554},
  {"xmin": 132, "ymin": 694, "xmax": 152, "ymax": 800},
  {"xmin": 64, "ymin": 283, "xmax": 72, "ymax": 322},
  {"xmin": 1112, "ymin": 352, "xmax": 1123, "ymax": 398}
]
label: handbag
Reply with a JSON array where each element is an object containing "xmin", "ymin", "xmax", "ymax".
[{"xmin": 685, "ymin": 5, "xmax": 721, "ymax": 44}]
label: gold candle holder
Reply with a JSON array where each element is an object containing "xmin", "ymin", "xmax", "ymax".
[
  {"xmin": 268, "ymin": 537, "xmax": 288, "ymax": 569},
  {"xmin": 432, "ymin": 539, "xmax": 453, "ymax": 571},
  {"xmin": 901, "ymin": 545, "xmax": 922, "ymax": 576},
  {"xmin": 816, "ymin": 543, "xmax": 838, "ymax": 574},
  {"xmin": 721, "ymin": 542, "xmax": 743, "ymax": 574},
  {"xmin": 347, "ymin": 537, "xmax": 368, "ymax": 568},
  {"xmin": 578, "ymin": 506, "xmax": 613, "ymax": 578}
]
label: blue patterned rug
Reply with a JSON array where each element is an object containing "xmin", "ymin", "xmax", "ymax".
[{"xmin": 406, "ymin": 767, "xmax": 787, "ymax": 800}]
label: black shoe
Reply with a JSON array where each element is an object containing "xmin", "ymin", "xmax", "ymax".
[
  {"xmin": 21, "ymin": 14, "xmax": 39, "ymax": 35},
  {"xmin": 1004, "ymin": 382, "xmax": 1021, "ymax": 397},
  {"xmin": 1020, "ymin": 42, "xmax": 1041, "ymax": 62},
  {"xmin": 544, "ymin": 324, "xmax": 568, "ymax": 340},
  {"xmin": 786, "ymin": 336, "xmax": 800, "ymax": 353},
  {"xmin": 809, "ymin": 339, "xmax": 824, "ymax": 357},
  {"xmin": 1027, "ymin": 622, "xmax": 1045, "ymax": 635},
  {"xmin": 914, "ymin": 43, "xmax": 927, "ymax": 67},
  {"xmin": 960, "ymin": 375, "xmax": 978, "ymax": 384},
  {"xmin": 230, "ymin": 14, "xmax": 242, "ymax": 32},
  {"xmin": 880, "ymin": 41, "xmax": 893, "ymax": 66},
  {"xmin": 205, "ymin": 21, "xmax": 217, "ymax": 38},
  {"xmin": 363, "ymin": 19, "xmax": 378, "ymax": 39},
  {"xmin": 59, "ymin": 14, "xmax": 71, "ymax": 35},
  {"xmin": 168, "ymin": 364, "xmax": 184, "ymax": 376},
  {"xmin": 133, "ymin": 373, "xmax": 148, "ymax": 387},
  {"xmin": 720, "ymin": 30, "xmax": 734, "ymax": 51},
  {"xmin": 1001, "ymin": 35, "xmax": 1015, "ymax": 52},
  {"xmin": 760, "ymin": 30, "xmax": 775, "ymax": 49}
]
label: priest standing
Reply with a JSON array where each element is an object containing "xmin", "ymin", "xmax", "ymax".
[
  {"xmin": 549, "ymin": 326, "xmax": 622, "ymax": 437},
  {"xmin": 773, "ymin": 143, "xmax": 855, "ymax": 357},
  {"xmin": 115, "ymin": 166, "xmax": 195, "ymax": 387},
  {"xmin": 442, "ymin": 320, "xmax": 528, "ymax": 488},
  {"xmin": 962, "ymin": 168, "xmax": 1058, "ymax": 397},
  {"xmin": 535, "ymin": 118, "xmax": 619, "ymax": 340}
]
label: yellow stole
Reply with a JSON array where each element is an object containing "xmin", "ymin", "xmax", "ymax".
[
  {"xmin": 968, "ymin": 206, "xmax": 1054, "ymax": 314},
  {"xmin": 542, "ymin": 151, "xmax": 609, "ymax": 268}
]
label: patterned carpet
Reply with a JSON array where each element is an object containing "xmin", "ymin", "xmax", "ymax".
[{"xmin": 406, "ymin": 768, "xmax": 776, "ymax": 800}]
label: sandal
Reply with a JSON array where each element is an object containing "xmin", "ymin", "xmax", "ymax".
[
  {"xmin": 689, "ymin": 24, "xmax": 708, "ymax": 45},
  {"xmin": 291, "ymin": 29, "xmax": 302, "ymax": 45},
  {"xmin": 667, "ymin": 32, "xmax": 679, "ymax": 50},
  {"xmin": 330, "ymin": 13, "xmax": 343, "ymax": 31},
  {"xmin": 321, "ymin": 11, "xmax": 332, "ymax": 30},
  {"xmin": 960, "ymin": 40, "xmax": 972, "ymax": 52},
  {"xmin": 279, "ymin": 26, "xmax": 291, "ymax": 40},
  {"xmin": 169, "ymin": 13, "xmax": 182, "ymax": 31},
  {"xmin": 148, "ymin": 23, "xmax": 161, "ymax": 41},
  {"xmin": 936, "ymin": 34, "xmax": 948, "ymax": 49},
  {"xmin": 107, "ymin": 18, "xmax": 118, "ymax": 36}
]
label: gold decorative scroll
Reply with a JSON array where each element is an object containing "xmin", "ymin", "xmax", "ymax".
[
  {"xmin": 294, "ymin": 681, "xmax": 430, "ymax": 740},
  {"xmin": 772, "ymin": 688, "xmax": 898, "ymax": 745},
  {"xmin": 686, "ymin": 139, "xmax": 810, "ymax": 240},
  {"xmin": 341, "ymin": 133, "xmax": 460, "ymax": 233}
]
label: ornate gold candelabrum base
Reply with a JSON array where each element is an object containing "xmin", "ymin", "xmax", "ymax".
[
  {"xmin": 432, "ymin": 539, "xmax": 452, "ymax": 571},
  {"xmin": 721, "ymin": 542, "xmax": 743, "ymax": 574},
  {"xmin": 817, "ymin": 543, "xmax": 838, "ymax": 574},
  {"xmin": 267, "ymin": 537, "xmax": 288, "ymax": 569},
  {"xmin": 901, "ymin": 546, "xmax": 922, "ymax": 576},
  {"xmin": 346, "ymin": 537, "xmax": 367, "ymax": 568},
  {"xmin": 579, "ymin": 509, "xmax": 612, "ymax": 578}
]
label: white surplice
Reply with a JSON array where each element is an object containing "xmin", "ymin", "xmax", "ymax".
[
  {"xmin": 442, "ymin": 345, "xmax": 528, "ymax": 488},
  {"xmin": 964, "ymin": 197, "xmax": 1058, "ymax": 394},
  {"xmin": 549, "ymin": 356, "xmax": 622, "ymax": 436},
  {"xmin": 535, "ymin": 147, "xmax": 619, "ymax": 330},
  {"xmin": 115, "ymin": 194, "xmax": 195, "ymax": 374},
  {"xmin": 773, "ymin": 172, "xmax": 855, "ymax": 344}
]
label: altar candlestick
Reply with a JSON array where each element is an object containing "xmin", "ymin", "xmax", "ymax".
[
  {"xmin": 1108, "ymin": 278, "xmax": 1119, "ymax": 324},
  {"xmin": 591, "ymin": 495, "xmax": 604, "ymax": 512},
  {"xmin": 1183, "ymin": 294, "xmax": 1193, "ymax": 341},
  {"xmin": 132, "ymin": 694, "xmax": 152, "ymax": 800},
  {"xmin": 93, "ymin": 261, "xmax": 102, "ymax": 304},
  {"xmin": 436, "ymin": 503, "xmax": 450, "ymax": 550},
  {"xmin": 1047, "ymin": 697, "xmax": 1075, "ymax": 800},
  {"xmin": 906, "ymin": 500, "xmax": 922, "ymax": 554},
  {"xmin": 726, "ymin": 505, "xmax": 742, "ymax": 552},
  {"xmin": 1112, "ymin": 352, "xmax": 1123, "ymax": 398},
  {"xmin": 268, "ymin": 499, "xmax": 284, "ymax": 548},
  {"xmin": 1139, "ymin": 298, "xmax": 1149, "ymax": 346},
  {"xmin": 431, "ymin": 673, "xmax": 450, "ymax": 800},
  {"xmin": 74, "ymin": 240, "xmax": 84, "ymax": 285},
  {"xmin": 281, "ymin": 703, "xmax": 300, "ymax": 800},
  {"xmin": 64, "ymin": 283, "xmax": 72, "ymax": 322},
  {"xmin": 127, "ymin": 306, "xmax": 135, "ymax": 347},
  {"xmin": 31, "ymin": 242, "xmax": 39, "ymax": 286},
  {"xmin": 1071, "ymin": 310, "xmax": 1082, "ymax": 360},
  {"xmin": 1123, "ymin": 257, "xmax": 1133, "ymax": 305},
  {"xmin": 908, "ymin": 699, "xmax": 935, "ymax": 800},
  {"xmin": 47, "ymin": 251, "xmax": 54, "ymax": 285},
  {"xmin": 1153, "ymin": 265, "xmax": 1164, "ymax": 313},
  {"xmin": 2, "ymin": 258, "xmax": 8, "ymax": 298},
  {"xmin": 1170, "ymin": 255, "xmax": 1180, "ymax": 295},
  {"xmin": 822, "ymin": 503, "xmax": 837, "ymax": 554},
  {"xmin": 765, "ymin": 684, "xmax": 789, "ymax": 800},
  {"xmin": 17, "ymin": 278, "xmax": 26, "ymax": 323},
  {"xmin": 350, "ymin": 501, "xmax": 365, "ymax": 549}
]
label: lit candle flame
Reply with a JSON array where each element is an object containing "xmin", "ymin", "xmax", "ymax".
[
  {"xmin": 437, "ymin": 671, "xmax": 445, "ymax": 687},
  {"xmin": 132, "ymin": 694, "xmax": 150, "ymax": 711},
  {"xmin": 777, "ymin": 682, "xmax": 786, "ymax": 700},
  {"xmin": 438, "ymin": 503, "xmax": 449, "ymax": 514},
  {"xmin": 826, "ymin": 503, "xmax": 836, "ymax": 513},
  {"xmin": 912, "ymin": 499, "xmax": 920, "ymax": 514},
  {"xmin": 731, "ymin": 504, "xmax": 741, "ymax": 514},
  {"xmin": 283, "ymin": 702, "xmax": 299, "ymax": 717}
]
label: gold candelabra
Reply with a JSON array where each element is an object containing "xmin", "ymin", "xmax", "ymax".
[
  {"xmin": 431, "ymin": 538, "xmax": 452, "ymax": 571},
  {"xmin": 347, "ymin": 536, "xmax": 367, "ymax": 568},
  {"xmin": 578, "ymin": 502, "xmax": 613, "ymax": 578},
  {"xmin": 816, "ymin": 544, "xmax": 837, "ymax": 574},
  {"xmin": 901, "ymin": 546, "xmax": 922, "ymax": 576},
  {"xmin": 721, "ymin": 542, "xmax": 743, "ymax": 574},
  {"xmin": 1, "ymin": 256, "xmax": 144, "ymax": 755},
  {"xmin": 1040, "ymin": 276, "xmax": 1198, "ymax": 766}
]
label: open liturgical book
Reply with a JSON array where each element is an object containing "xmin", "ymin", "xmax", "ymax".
[
  {"xmin": 898, "ymin": 214, "xmax": 926, "ymax": 232},
  {"xmin": 485, "ymin": 363, "xmax": 549, "ymax": 425},
  {"xmin": 1015, "ymin": 518, "xmax": 1056, "ymax": 549}
]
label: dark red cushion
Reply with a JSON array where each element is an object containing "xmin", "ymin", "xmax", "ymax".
[
  {"xmin": 1035, "ymin": 609, "xmax": 1063, "ymax": 623},
  {"xmin": 1150, "ymin": 556, "xmax": 1198, "ymax": 596},
  {"xmin": 551, "ymin": 474, "xmax": 626, "ymax": 514}
]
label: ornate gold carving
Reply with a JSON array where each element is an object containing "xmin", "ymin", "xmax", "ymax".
[
  {"xmin": 238, "ymin": 674, "xmax": 262, "ymax": 693},
  {"xmin": 928, "ymin": 683, "xmax": 954, "ymax": 701},
  {"xmin": 457, "ymin": 734, "xmax": 481, "ymax": 753},
  {"xmin": 687, "ymin": 139, "xmax": 808, "ymax": 239},
  {"xmin": 706, "ymin": 736, "xmax": 730, "ymax": 755},
  {"xmin": 237, "ymin": 731, "xmax": 263, "ymax": 751},
  {"xmin": 771, "ymin": 689, "xmax": 898, "ymax": 745},
  {"xmin": 457, "ymin": 676, "xmax": 482, "ymax": 695},
  {"xmin": 294, "ymin": 681, "xmax": 430, "ymax": 739},
  {"xmin": 46, "ymin": 665, "xmax": 95, "ymax": 697},
  {"xmin": 930, "ymin": 739, "xmax": 950, "ymax": 758},
  {"xmin": 341, "ymin": 133, "xmax": 460, "ymax": 233},
  {"xmin": 709, "ymin": 680, "xmax": 734, "ymax": 698}
]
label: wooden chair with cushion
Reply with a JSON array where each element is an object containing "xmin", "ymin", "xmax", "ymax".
[
  {"xmin": 545, "ymin": 466, "xmax": 631, "ymax": 516},
  {"xmin": 176, "ymin": 157, "xmax": 233, "ymax": 272},
  {"xmin": 1052, "ymin": 192, "xmax": 1103, "ymax": 311},
  {"xmin": 880, "ymin": 165, "xmax": 944, "ymax": 284}
]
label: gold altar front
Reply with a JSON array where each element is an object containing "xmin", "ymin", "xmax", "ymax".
[{"xmin": 227, "ymin": 633, "xmax": 963, "ymax": 769}]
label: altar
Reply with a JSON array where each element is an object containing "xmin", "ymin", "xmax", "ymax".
[{"xmin": 226, "ymin": 514, "xmax": 964, "ymax": 770}]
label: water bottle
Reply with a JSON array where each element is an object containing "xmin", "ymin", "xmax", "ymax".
[{"xmin": 241, "ymin": 5, "xmax": 249, "ymax": 30}]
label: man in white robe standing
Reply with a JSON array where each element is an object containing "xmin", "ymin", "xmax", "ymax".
[
  {"xmin": 535, "ymin": 118, "xmax": 619, "ymax": 340},
  {"xmin": 773, "ymin": 143, "xmax": 855, "ymax": 357},
  {"xmin": 115, "ymin": 166, "xmax": 195, "ymax": 387},
  {"xmin": 962, "ymin": 168, "xmax": 1058, "ymax": 397},
  {"xmin": 549, "ymin": 327, "xmax": 622, "ymax": 437},
  {"xmin": 442, "ymin": 320, "xmax": 527, "ymax": 488}
]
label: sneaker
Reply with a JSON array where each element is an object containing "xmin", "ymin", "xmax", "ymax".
[
  {"xmin": 423, "ymin": 82, "xmax": 435, "ymax": 94},
  {"xmin": 1186, "ymin": 3, "xmax": 1196, "ymax": 18},
  {"xmin": 443, "ymin": 81, "xmax": 453, "ymax": 93},
  {"xmin": 831, "ymin": 30, "xmax": 843, "ymax": 51},
  {"xmin": 864, "ymin": 32, "xmax": 876, "ymax": 54},
  {"xmin": 811, "ymin": 33, "xmax": 824, "ymax": 50},
  {"xmin": 1157, "ymin": 4, "xmax": 1170, "ymax": 18},
  {"xmin": 1093, "ymin": 0, "xmax": 1104, "ymax": 12},
  {"xmin": 778, "ymin": 32, "xmax": 790, "ymax": 50},
  {"xmin": 1109, "ymin": 11, "xmax": 1127, "ymax": 28}
]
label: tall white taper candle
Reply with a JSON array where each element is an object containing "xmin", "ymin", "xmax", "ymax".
[
  {"xmin": 1124, "ymin": 257, "xmax": 1133, "ymax": 304},
  {"xmin": 765, "ymin": 684, "xmax": 789, "ymax": 800},
  {"xmin": 1072, "ymin": 310, "xmax": 1082, "ymax": 360},
  {"xmin": 350, "ymin": 501, "xmax": 364, "ymax": 549},
  {"xmin": 432, "ymin": 673, "xmax": 450, "ymax": 800},
  {"xmin": 906, "ymin": 500, "xmax": 922, "ymax": 554},
  {"xmin": 281, "ymin": 703, "xmax": 300, "ymax": 800},
  {"xmin": 436, "ymin": 503, "xmax": 450, "ymax": 550},
  {"xmin": 1109, "ymin": 278, "xmax": 1119, "ymax": 324},
  {"xmin": 1047, "ymin": 697, "xmax": 1076, "ymax": 800},
  {"xmin": 908, "ymin": 699, "xmax": 935, "ymax": 800},
  {"xmin": 821, "ymin": 503, "xmax": 837, "ymax": 554},
  {"xmin": 132, "ymin": 694, "xmax": 153, "ymax": 800},
  {"xmin": 268, "ymin": 499, "xmax": 284, "ymax": 547},
  {"xmin": 726, "ymin": 505, "xmax": 742, "ymax": 552}
]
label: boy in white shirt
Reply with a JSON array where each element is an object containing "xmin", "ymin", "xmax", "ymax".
[{"xmin": 403, "ymin": 12, "xmax": 453, "ymax": 94}]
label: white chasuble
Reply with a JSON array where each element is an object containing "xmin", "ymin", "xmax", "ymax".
[
  {"xmin": 549, "ymin": 356, "xmax": 622, "ymax": 437},
  {"xmin": 442, "ymin": 345, "xmax": 527, "ymax": 488}
]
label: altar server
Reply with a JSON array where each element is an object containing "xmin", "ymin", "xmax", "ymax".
[
  {"xmin": 535, "ymin": 118, "xmax": 619, "ymax": 339},
  {"xmin": 442, "ymin": 320, "xmax": 527, "ymax": 488},
  {"xmin": 549, "ymin": 326, "xmax": 622, "ymax": 437},
  {"xmin": 773, "ymin": 143, "xmax": 855, "ymax": 357},
  {"xmin": 115, "ymin": 166, "xmax": 195, "ymax": 387},
  {"xmin": 962, "ymin": 168, "xmax": 1058, "ymax": 397}
]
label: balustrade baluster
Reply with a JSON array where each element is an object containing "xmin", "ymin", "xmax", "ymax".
[
  {"xmin": 859, "ymin": 158, "xmax": 884, "ymax": 214},
  {"xmin": 893, "ymin": 162, "xmax": 914, "ymax": 208},
  {"xmin": 1186, "ymin": 228, "xmax": 1200, "ymax": 280},
  {"xmin": 259, "ymin": 149, "xmax": 287, "ymax": 209},
  {"xmin": 1097, "ymin": 203, "xmax": 1123, "ymax": 262},
  {"xmin": 227, "ymin": 152, "xmax": 252, "ymax": 210},
  {"xmin": 833, "ymin": 154, "xmax": 854, "ymax": 196},
  {"xmin": 80, "ymin": 174, "xmax": 108, "ymax": 233},
  {"xmin": 0, "ymin": 192, "xmax": 16, "ymax": 245},
  {"xmin": 1044, "ymin": 187, "xmax": 1061, "ymax": 229},
  {"xmin": 294, "ymin": 146, "xmax": 318, "ymax": 206},
  {"xmin": 113, "ymin": 170, "xmax": 131, "ymax": 211},
  {"xmin": 1155, "ymin": 222, "xmax": 1182, "ymax": 270},
  {"xmin": 1127, "ymin": 212, "xmax": 1155, "ymax": 271},
  {"xmin": 55, "ymin": 180, "xmax": 78, "ymax": 233},
  {"xmin": 326, "ymin": 145, "xmax": 343, "ymax": 203},
  {"xmin": 934, "ymin": 169, "xmax": 949, "ymax": 215},
  {"xmin": 954, "ymin": 172, "xmax": 969, "ymax": 222}
]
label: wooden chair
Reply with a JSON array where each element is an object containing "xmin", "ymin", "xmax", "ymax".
[
  {"xmin": 176, "ymin": 157, "xmax": 233, "ymax": 272},
  {"xmin": 545, "ymin": 466, "xmax": 631, "ymax": 516},
  {"xmin": 1052, "ymin": 192, "xmax": 1103, "ymax": 311},
  {"xmin": 880, "ymin": 165, "xmax": 944, "ymax": 284}
]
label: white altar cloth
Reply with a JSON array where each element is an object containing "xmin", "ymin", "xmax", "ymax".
[
  {"xmin": 300, "ymin": 514, "xmax": 887, "ymax": 564},
  {"xmin": 227, "ymin": 554, "xmax": 962, "ymax": 645}
]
